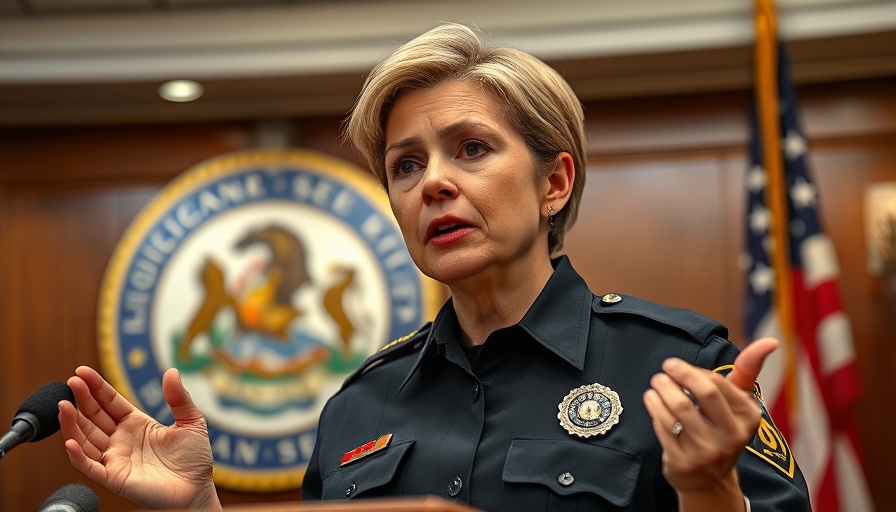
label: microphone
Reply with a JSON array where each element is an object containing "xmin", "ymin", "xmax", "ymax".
[
  {"xmin": 39, "ymin": 483, "xmax": 99, "ymax": 512},
  {"xmin": 0, "ymin": 381, "xmax": 75, "ymax": 461}
]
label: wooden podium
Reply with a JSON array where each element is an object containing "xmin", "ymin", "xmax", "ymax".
[{"xmin": 166, "ymin": 497, "xmax": 482, "ymax": 512}]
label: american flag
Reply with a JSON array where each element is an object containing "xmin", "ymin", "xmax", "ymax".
[{"xmin": 743, "ymin": 42, "xmax": 875, "ymax": 511}]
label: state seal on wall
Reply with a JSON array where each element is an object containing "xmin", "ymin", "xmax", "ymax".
[{"xmin": 97, "ymin": 149, "xmax": 441, "ymax": 491}]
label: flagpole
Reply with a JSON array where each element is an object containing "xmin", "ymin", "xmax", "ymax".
[{"xmin": 753, "ymin": 0, "xmax": 797, "ymax": 415}]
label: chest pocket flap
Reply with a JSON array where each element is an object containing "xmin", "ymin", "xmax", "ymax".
[
  {"xmin": 503, "ymin": 438, "xmax": 642, "ymax": 507},
  {"xmin": 321, "ymin": 439, "xmax": 415, "ymax": 500}
]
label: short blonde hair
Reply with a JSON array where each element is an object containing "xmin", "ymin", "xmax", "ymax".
[{"xmin": 344, "ymin": 23, "xmax": 586, "ymax": 254}]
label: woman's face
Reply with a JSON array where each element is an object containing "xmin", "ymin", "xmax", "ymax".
[{"xmin": 383, "ymin": 80, "xmax": 550, "ymax": 286}]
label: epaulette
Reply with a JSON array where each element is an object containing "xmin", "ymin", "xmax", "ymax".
[
  {"xmin": 338, "ymin": 323, "xmax": 431, "ymax": 391},
  {"xmin": 591, "ymin": 293, "xmax": 728, "ymax": 345}
]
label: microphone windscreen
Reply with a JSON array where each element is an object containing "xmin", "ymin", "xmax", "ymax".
[
  {"xmin": 15, "ymin": 381, "xmax": 75, "ymax": 441},
  {"xmin": 40, "ymin": 483, "xmax": 99, "ymax": 512}
]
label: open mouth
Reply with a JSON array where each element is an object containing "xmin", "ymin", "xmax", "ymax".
[
  {"xmin": 426, "ymin": 218, "xmax": 471, "ymax": 242},
  {"xmin": 434, "ymin": 223, "xmax": 463, "ymax": 236}
]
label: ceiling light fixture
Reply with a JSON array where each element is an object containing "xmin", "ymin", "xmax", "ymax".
[{"xmin": 159, "ymin": 79, "xmax": 204, "ymax": 103}]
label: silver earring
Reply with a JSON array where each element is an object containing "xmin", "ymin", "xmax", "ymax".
[{"xmin": 547, "ymin": 205, "xmax": 555, "ymax": 227}]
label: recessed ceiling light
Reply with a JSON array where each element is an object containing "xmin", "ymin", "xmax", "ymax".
[{"xmin": 159, "ymin": 79, "xmax": 204, "ymax": 103}]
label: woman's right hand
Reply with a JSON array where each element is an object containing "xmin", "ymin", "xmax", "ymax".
[{"xmin": 58, "ymin": 366, "xmax": 222, "ymax": 510}]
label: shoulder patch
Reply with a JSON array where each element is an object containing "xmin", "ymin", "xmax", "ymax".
[
  {"xmin": 713, "ymin": 365, "xmax": 796, "ymax": 478},
  {"xmin": 338, "ymin": 323, "xmax": 431, "ymax": 391},
  {"xmin": 592, "ymin": 293, "xmax": 728, "ymax": 345}
]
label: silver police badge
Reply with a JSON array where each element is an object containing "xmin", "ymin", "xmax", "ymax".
[{"xmin": 558, "ymin": 383, "xmax": 623, "ymax": 437}]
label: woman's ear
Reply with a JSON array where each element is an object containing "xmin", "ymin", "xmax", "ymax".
[{"xmin": 544, "ymin": 152, "xmax": 575, "ymax": 211}]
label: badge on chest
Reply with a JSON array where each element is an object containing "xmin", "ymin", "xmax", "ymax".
[{"xmin": 558, "ymin": 383, "xmax": 623, "ymax": 437}]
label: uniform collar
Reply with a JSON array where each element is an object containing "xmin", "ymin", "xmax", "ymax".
[
  {"xmin": 400, "ymin": 256, "xmax": 593, "ymax": 392},
  {"xmin": 517, "ymin": 255, "xmax": 592, "ymax": 370}
]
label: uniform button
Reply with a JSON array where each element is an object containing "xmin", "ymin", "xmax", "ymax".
[
  {"xmin": 601, "ymin": 293, "xmax": 622, "ymax": 304},
  {"xmin": 558, "ymin": 472, "xmax": 575, "ymax": 486},
  {"xmin": 472, "ymin": 382, "xmax": 480, "ymax": 402},
  {"xmin": 447, "ymin": 476, "xmax": 463, "ymax": 496},
  {"xmin": 345, "ymin": 482, "xmax": 357, "ymax": 497}
]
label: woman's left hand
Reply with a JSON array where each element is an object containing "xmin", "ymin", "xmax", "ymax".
[{"xmin": 642, "ymin": 337, "xmax": 779, "ymax": 509}]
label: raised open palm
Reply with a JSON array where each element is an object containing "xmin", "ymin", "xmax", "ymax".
[{"xmin": 58, "ymin": 366, "xmax": 221, "ymax": 510}]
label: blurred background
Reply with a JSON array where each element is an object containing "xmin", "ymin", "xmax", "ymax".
[{"xmin": 1, "ymin": 0, "xmax": 894, "ymax": 510}]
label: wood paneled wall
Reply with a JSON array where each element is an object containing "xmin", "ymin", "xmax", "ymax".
[{"xmin": 1, "ymin": 77, "xmax": 893, "ymax": 511}]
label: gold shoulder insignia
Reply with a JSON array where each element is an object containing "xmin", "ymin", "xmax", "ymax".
[
  {"xmin": 713, "ymin": 364, "xmax": 795, "ymax": 478},
  {"xmin": 338, "ymin": 324, "xmax": 430, "ymax": 391},
  {"xmin": 378, "ymin": 329, "xmax": 419, "ymax": 353}
]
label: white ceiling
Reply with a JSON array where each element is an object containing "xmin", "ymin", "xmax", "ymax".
[
  {"xmin": 1, "ymin": 0, "xmax": 894, "ymax": 126},
  {"xmin": 2, "ymin": 0, "xmax": 895, "ymax": 83}
]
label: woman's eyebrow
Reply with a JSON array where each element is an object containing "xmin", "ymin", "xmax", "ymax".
[{"xmin": 385, "ymin": 120, "xmax": 492, "ymax": 155}]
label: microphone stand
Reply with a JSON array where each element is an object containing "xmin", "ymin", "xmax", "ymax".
[{"xmin": 0, "ymin": 412, "xmax": 39, "ymax": 461}]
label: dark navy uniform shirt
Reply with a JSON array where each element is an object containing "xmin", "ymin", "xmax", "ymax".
[{"xmin": 303, "ymin": 256, "xmax": 811, "ymax": 511}]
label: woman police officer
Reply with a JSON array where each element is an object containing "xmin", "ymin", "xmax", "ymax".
[{"xmin": 58, "ymin": 22, "xmax": 811, "ymax": 512}]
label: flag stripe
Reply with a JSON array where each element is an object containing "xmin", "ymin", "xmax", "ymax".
[
  {"xmin": 835, "ymin": 434, "xmax": 875, "ymax": 511},
  {"xmin": 817, "ymin": 313, "xmax": 854, "ymax": 375},
  {"xmin": 801, "ymin": 235, "xmax": 839, "ymax": 287}
]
